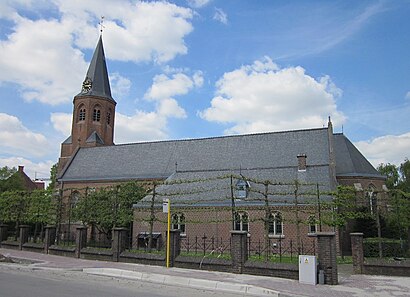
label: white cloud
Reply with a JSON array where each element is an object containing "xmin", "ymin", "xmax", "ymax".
[
  {"xmin": 186, "ymin": 0, "xmax": 211, "ymax": 8},
  {"xmin": 114, "ymin": 111, "xmax": 167, "ymax": 144},
  {"xmin": 193, "ymin": 71, "xmax": 204, "ymax": 87},
  {"xmin": 145, "ymin": 73, "xmax": 196, "ymax": 100},
  {"xmin": 405, "ymin": 91, "xmax": 410, "ymax": 101},
  {"xmin": 0, "ymin": 1, "xmax": 194, "ymax": 105},
  {"xmin": 0, "ymin": 16, "xmax": 87, "ymax": 105},
  {"xmin": 158, "ymin": 98, "xmax": 187, "ymax": 118},
  {"xmin": 213, "ymin": 8, "xmax": 228, "ymax": 24},
  {"xmin": 0, "ymin": 157, "xmax": 56, "ymax": 179},
  {"xmin": 0, "ymin": 156, "xmax": 55, "ymax": 180},
  {"xmin": 0, "ymin": 113, "xmax": 49, "ymax": 157},
  {"xmin": 144, "ymin": 69, "xmax": 203, "ymax": 119},
  {"xmin": 115, "ymin": 68, "xmax": 204, "ymax": 143},
  {"xmin": 50, "ymin": 112, "xmax": 72, "ymax": 136},
  {"xmin": 200, "ymin": 57, "xmax": 345, "ymax": 134},
  {"xmin": 56, "ymin": 0, "xmax": 194, "ymax": 63},
  {"xmin": 110, "ymin": 73, "xmax": 131, "ymax": 98},
  {"xmin": 355, "ymin": 132, "xmax": 410, "ymax": 167}
]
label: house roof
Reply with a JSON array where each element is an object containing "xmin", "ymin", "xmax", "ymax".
[
  {"xmin": 76, "ymin": 36, "xmax": 115, "ymax": 103},
  {"xmin": 333, "ymin": 133, "xmax": 384, "ymax": 179},
  {"xmin": 59, "ymin": 127, "xmax": 332, "ymax": 183},
  {"xmin": 10, "ymin": 166, "xmax": 43, "ymax": 191}
]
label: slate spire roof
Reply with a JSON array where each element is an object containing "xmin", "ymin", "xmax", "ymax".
[{"xmin": 77, "ymin": 36, "xmax": 115, "ymax": 103}]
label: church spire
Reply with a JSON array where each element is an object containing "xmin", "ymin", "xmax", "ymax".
[{"xmin": 78, "ymin": 36, "xmax": 115, "ymax": 103}]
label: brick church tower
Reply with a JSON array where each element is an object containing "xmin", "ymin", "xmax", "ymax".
[{"xmin": 58, "ymin": 36, "xmax": 116, "ymax": 173}]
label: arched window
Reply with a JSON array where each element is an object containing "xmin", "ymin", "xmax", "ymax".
[
  {"xmin": 78, "ymin": 106, "xmax": 86, "ymax": 122},
  {"xmin": 308, "ymin": 215, "xmax": 317, "ymax": 234},
  {"xmin": 93, "ymin": 106, "xmax": 101, "ymax": 122},
  {"xmin": 70, "ymin": 191, "xmax": 80, "ymax": 209},
  {"xmin": 234, "ymin": 211, "xmax": 249, "ymax": 232},
  {"xmin": 268, "ymin": 212, "xmax": 283, "ymax": 236},
  {"xmin": 366, "ymin": 184, "xmax": 377, "ymax": 215},
  {"xmin": 236, "ymin": 179, "xmax": 250, "ymax": 199},
  {"xmin": 172, "ymin": 213, "xmax": 186, "ymax": 234}
]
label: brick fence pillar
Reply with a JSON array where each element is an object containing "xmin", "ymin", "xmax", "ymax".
[
  {"xmin": 231, "ymin": 231, "xmax": 248, "ymax": 274},
  {"xmin": 350, "ymin": 232, "xmax": 364, "ymax": 274},
  {"xmin": 316, "ymin": 232, "xmax": 338, "ymax": 285},
  {"xmin": 75, "ymin": 226, "xmax": 87, "ymax": 258},
  {"xmin": 0, "ymin": 224, "xmax": 8, "ymax": 246},
  {"xmin": 168, "ymin": 230, "xmax": 181, "ymax": 267},
  {"xmin": 19, "ymin": 225, "xmax": 30, "ymax": 250},
  {"xmin": 44, "ymin": 226, "xmax": 56, "ymax": 254},
  {"xmin": 112, "ymin": 228, "xmax": 128, "ymax": 262}
]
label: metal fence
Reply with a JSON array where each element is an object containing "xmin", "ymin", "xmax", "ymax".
[
  {"xmin": 364, "ymin": 238, "xmax": 409, "ymax": 259},
  {"xmin": 1, "ymin": 176, "xmax": 408, "ymax": 261}
]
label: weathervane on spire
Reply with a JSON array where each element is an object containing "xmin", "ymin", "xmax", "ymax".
[{"xmin": 99, "ymin": 16, "xmax": 105, "ymax": 34}]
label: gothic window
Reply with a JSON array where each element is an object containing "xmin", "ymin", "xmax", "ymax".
[
  {"xmin": 366, "ymin": 184, "xmax": 377, "ymax": 215},
  {"xmin": 71, "ymin": 191, "xmax": 80, "ymax": 209},
  {"xmin": 234, "ymin": 211, "xmax": 249, "ymax": 232},
  {"xmin": 268, "ymin": 212, "xmax": 283, "ymax": 235},
  {"xmin": 308, "ymin": 215, "xmax": 317, "ymax": 233},
  {"xmin": 236, "ymin": 179, "xmax": 250, "ymax": 199},
  {"xmin": 93, "ymin": 106, "xmax": 101, "ymax": 122},
  {"xmin": 172, "ymin": 213, "xmax": 186, "ymax": 234},
  {"xmin": 78, "ymin": 108, "xmax": 86, "ymax": 121}
]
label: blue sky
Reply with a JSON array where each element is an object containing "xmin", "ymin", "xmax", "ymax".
[{"xmin": 0, "ymin": 0, "xmax": 409, "ymax": 179}]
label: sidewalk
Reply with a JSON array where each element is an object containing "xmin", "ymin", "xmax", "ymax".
[{"xmin": 1, "ymin": 248, "xmax": 409, "ymax": 297}]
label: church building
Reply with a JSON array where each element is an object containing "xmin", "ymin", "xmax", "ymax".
[{"xmin": 57, "ymin": 36, "xmax": 386, "ymax": 254}]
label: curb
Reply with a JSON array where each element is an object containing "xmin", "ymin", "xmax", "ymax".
[{"xmin": 83, "ymin": 268, "xmax": 280, "ymax": 296}]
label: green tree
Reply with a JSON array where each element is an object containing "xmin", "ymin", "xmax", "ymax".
[
  {"xmin": 72, "ymin": 182, "xmax": 145, "ymax": 239},
  {"xmin": 377, "ymin": 158, "xmax": 410, "ymax": 241},
  {"xmin": 0, "ymin": 191, "xmax": 28, "ymax": 224},
  {"xmin": 0, "ymin": 190, "xmax": 29, "ymax": 240},
  {"xmin": 386, "ymin": 189, "xmax": 410, "ymax": 240},
  {"xmin": 322, "ymin": 185, "xmax": 367, "ymax": 228},
  {"xmin": 0, "ymin": 166, "xmax": 24, "ymax": 193},
  {"xmin": 322, "ymin": 185, "xmax": 369, "ymax": 257},
  {"xmin": 26, "ymin": 189, "xmax": 56, "ymax": 240},
  {"xmin": 47, "ymin": 164, "xmax": 58, "ymax": 191},
  {"xmin": 0, "ymin": 166, "xmax": 16, "ymax": 180},
  {"xmin": 377, "ymin": 163, "xmax": 399, "ymax": 189},
  {"xmin": 398, "ymin": 158, "xmax": 410, "ymax": 191}
]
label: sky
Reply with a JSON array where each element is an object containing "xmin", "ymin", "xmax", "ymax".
[{"xmin": 0, "ymin": 0, "xmax": 409, "ymax": 180}]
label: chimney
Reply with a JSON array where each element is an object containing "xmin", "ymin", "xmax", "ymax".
[
  {"xmin": 297, "ymin": 154, "xmax": 307, "ymax": 171},
  {"xmin": 18, "ymin": 165, "xmax": 24, "ymax": 172}
]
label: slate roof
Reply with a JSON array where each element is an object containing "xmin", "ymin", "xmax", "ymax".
[
  {"xmin": 59, "ymin": 127, "xmax": 384, "ymax": 207},
  {"xmin": 86, "ymin": 131, "xmax": 104, "ymax": 145},
  {"xmin": 63, "ymin": 135, "xmax": 72, "ymax": 144},
  {"xmin": 76, "ymin": 36, "xmax": 115, "ymax": 103},
  {"xmin": 333, "ymin": 133, "xmax": 384, "ymax": 179},
  {"xmin": 59, "ymin": 127, "xmax": 332, "ymax": 183}
]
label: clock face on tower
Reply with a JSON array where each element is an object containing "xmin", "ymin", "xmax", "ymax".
[{"xmin": 81, "ymin": 77, "xmax": 92, "ymax": 94}]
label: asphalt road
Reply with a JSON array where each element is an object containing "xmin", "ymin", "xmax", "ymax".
[{"xmin": 0, "ymin": 264, "xmax": 239, "ymax": 297}]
